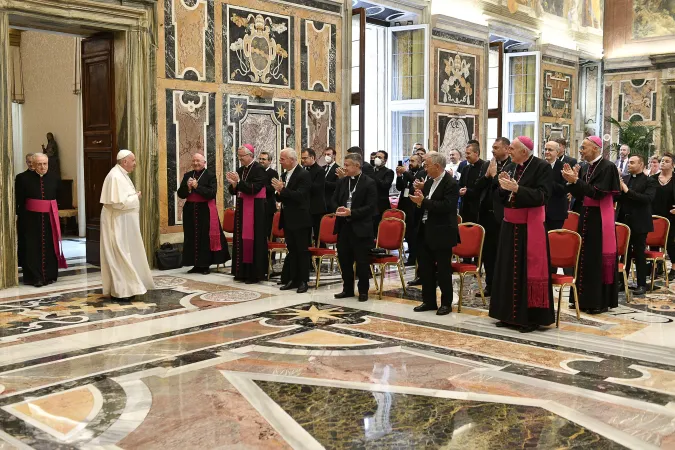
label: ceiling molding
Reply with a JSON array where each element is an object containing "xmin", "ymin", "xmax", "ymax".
[{"xmin": 432, "ymin": 14, "xmax": 488, "ymax": 40}]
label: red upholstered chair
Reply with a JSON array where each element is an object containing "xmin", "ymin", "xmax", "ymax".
[
  {"xmin": 267, "ymin": 211, "xmax": 287, "ymax": 280},
  {"xmin": 370, "ymin": 218, "xmax": 407, "ymax": 299},
  {"xmin": 616, "ymin": 222, "xmax": 631, "ymax": 302},
  {"xmin": 382, "ymin": 208, "xmax": 406, "ymax": 222},
  {"xmin": 645, "ymin": 215, "xmax": 671, "ymax": 291},
  {"xmin": 548, "ymin": 229, "xmax": 582, "ymax": 327},
  {"xmin": 451, "ymin": 223, "xmax": 486, "ymax": 312},
  {"xmin": 562, "ymin": 211, "xmax": 580, "ymax": 232},
  {"xmin": 308, "ymin": 214, "xmax": 340, "ymax": 289}
]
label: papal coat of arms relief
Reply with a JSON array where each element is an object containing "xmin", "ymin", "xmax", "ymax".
[{"xmin": 438, "ymin": 50, "xmax": 476, "ymax": 107}]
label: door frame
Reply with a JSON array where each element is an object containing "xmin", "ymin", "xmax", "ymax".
[{"xmin": 0, "ymin": 0, "xmax": 158, "ymax": 288}]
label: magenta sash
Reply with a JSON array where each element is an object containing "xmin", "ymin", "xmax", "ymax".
[
  {"xmin": 583, "ymin": 195, "xmax": 616, "ymax": 284},
  {"xmin": 503, "ymin": 206, "xmax": 549, "ymax": 309},
  {"xmin": 186, "ymin": 193, "xmax": 222, "ymax": 252},
  {"xmin": 25, "ymin": 199, "xmax": 68, "ymax": 269},
  {"xmin": 238, "ymin": 188, "xmax": 266, "ymax": 263}
]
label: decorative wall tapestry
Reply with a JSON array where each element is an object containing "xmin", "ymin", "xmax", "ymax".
[
  {"xmin": 302, "ymin": 100, "xmax": 335, "ymax": 162},
  {"xmin": 300, "ymin": 19, "xmax": 336, "ymax": 92},
  {"xmin": 541, "ymin": 122, "xmax": 570, "ymax": 148},
  {"xmin": 619, "ymin": 79, "xmax": 657, "ymax": 121},
  {"xmin": 166, "ymin": 90, "xmax": 216, "ymax": 226},
  {"xmin": 164, "ymin": 0, "xmax": 215, "ymax": 81},
  {"xmin": 437, "ymin": 114, "xmax": 476, "ymax": 161},
  {"xmin": 633, "ymin": 0, "xmax": 675, "ymax": 39},
  {"xmin": 543, "ymin": 70, "xmax": 572, "ymax": 119},
  {"xmin": 437, "ymin": 50, "xmax": 476, "ymax": 107},
  {"xmin": 224, "ymin": 6, "xmax": 293, "ymax": 88}
]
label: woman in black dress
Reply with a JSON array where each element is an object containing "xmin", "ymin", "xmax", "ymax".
[{"xmin": 651, "ymin": 153, "xmax": 675, "ymax": 279}]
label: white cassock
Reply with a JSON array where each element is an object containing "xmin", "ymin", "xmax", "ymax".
[{"xmin": 100, "ymin": 165, "xmax": 154, "ymax": 297}]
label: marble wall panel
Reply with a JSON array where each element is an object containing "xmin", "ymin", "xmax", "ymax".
[
  {"xmin": 301, "ymin": 100, "xmax": 335, "ymax": 156},
  {"xmin": 436, "ymin": 113, "xmax": 477, "ymax": 161},
  {"xmin": 300, "ymin": 19, "xmax": 336, "ymax": 93},
  {"xmin": 541, "ymin": 122, "xmax": 571, "ymax": 148},
  {"xmin": 164, "ymin": 0, "xmax": 215, "ymax": 81},
  {"xmin": 437, "ymin": 49, "xmax": 476, "ymax": 108},
  {"xmin": 583, "ymin": 65, "xmax": 599, "ymax": 136},
  {"xmin": 603, "ymin": 83, "xmax": 613, "ymax": 154},
  {"xmin": 543, "ymin": 70, "xmax": 573, "ymax": 120},
  {"xmin": 166, "ymin": 89, "xmax": 216, "ymax": 226},
  {"xmin": 224, "ymin": 5, "xmax": 293, "ymax": 88},
  {"xmin": 619, "ymin": 78, "xmax": 657, "ymax": 121}
]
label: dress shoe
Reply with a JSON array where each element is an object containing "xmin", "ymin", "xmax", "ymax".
[
  {"xmin": 358, "ymin": 293, "xmax": 368, "ymax": 302},
  {"xmin": 413, "ymin": 304, "xmax": 437, "ymax": 312},
  {"xmin": 495, "ymin": 321, "xmax": 510, "ymax": 328},
  {"xmin": 436, "ymin": 305, "xmax": 452, "ymax": 315},
  {"xmin": 407, "ymin": 277, "xmax": 422, "ymax": 286},
  {"xmin": 296, "ymin": 282, "xmax": 309, "ymax": 294},
  {"xmin": 280, "ymin": 281, "xmax": 298, "ymax": 291},
  {"xmin": 245, "ymin": 279, "xmax": 258, "ymax": 285},
  {"xmin": 475, "ymin": 288, "xmax": 491, "ymax": 297},
  {"xmin": 277, "ymin": 280, "xmax": 286, "ymax": 285},
  {"xmin": 587, "ymin": 308, "xmax": 608, "ymax": 315},
  {"xmin": 632, "ymin": 286, "xmax": 647, "ymax": 296},
  {"xmin": 519, "ymin": 324, "xmax": 538, "ymax": 333},
  {"xmin": 33, "ymin": 281, "xmax": 45, "ymax": 288},
  {"xmin": 334, "ymin": 291, "xmax": 355, "ymax": 299},
  {"xmin": 200, "ymin": 268, "xmax": 210, "ymax": 275},
  {"xmin": 188, "ymin": 267, "xmax": 200, "ymax": 274},
  {"xmin": 669, "ymin": 269, "xmax": 675, "ymax": 280}
]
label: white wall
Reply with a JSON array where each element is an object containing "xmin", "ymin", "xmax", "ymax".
[{"xmin": 20, "ymin": 31, "xmax": 80, "ymax": 185}]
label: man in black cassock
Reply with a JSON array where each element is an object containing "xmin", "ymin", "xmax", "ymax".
[
  {"xmin": 177, "ymin": 153, "xmax": 230, "ymax": 275},
  {"xmin": 458, "ymin": 141, "xmax": 484, "ymax": 224},
  {"xmin": 16, "ymin": 154, "xmax": 67, "ymax": 286},
  {"xmin": 372, "ymin": 150, "xmax": 395, "ymax": 233},
  {"xmin": 323, "ymin": 147, "xmax": 340, "ymax": 214},
  {"xmin": 395, "ymin": 154, "xmax": 425, "ymax": 267},
  {"xmin": 227, "ymin": 144, "xmax": 268, "ymax": 284},
  {"xmin": 16, "ymin": 153, "xmax": 35, "ymax": 268},
  {"xmin": 258, "ymin": 151, "xmax": 279, "ymax": 241},
  {"xmin": 488, "ymin": 137, "xmax": 555, "ymax": 333},
  {"xmin": 301, "ymin": 148, "xmax": 326, "ymax": 245},
  {"xmin": 563, "ymin": 136, "xmax": 620, "ymax": 314}
]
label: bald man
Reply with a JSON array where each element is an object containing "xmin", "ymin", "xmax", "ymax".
[
  {"xmin": 177, "ymin": 153, "xmax": 230, "ymax": 274},
  {"xmin": 543, "ymin": 141, "xmax": 569, "ymax": 230}
]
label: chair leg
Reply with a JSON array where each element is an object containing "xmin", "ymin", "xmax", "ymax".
[
  {"xmin": 336, "ymin": 258, "xmax": 342, "ymax": 275},
  {"xmin": 650, "ymin": 258, "xmax": 656, "ymax": 292},
  {"xmin": 571, "ymin": 284, "xmax": 580, "ymax": 320},
  {"xmin": 315, "ymin": 256, "xmax": 322, "ymax": 289},
  {"xmin": 457, "ymin": 275, "xmax": 464, "ymax": 313},
  {"xmin": 267, "ymin": 252, "xmax": 272, "ymax": 281},
  {"xmin": 379, "ymin": 264, "xmax": 385, "ymax": 300},
  {"xmin": 556, "ymin": 284, "xmax": 563, "ymax": 328},
  {"xmin": 371, "ymin": 265, "xmax": 378, "ymax": 290},
  {"xmin": 474, "ymin": 272, "xmax": 486, "ymax": 306},
  {"xmin": 665, "ymin": 258, "xmax": 669, "ymax": 287},
  {"xmin": 397, "ymin": 262, "xmax": 407, "ymax": 295},
  {"xmin": 622, "ymin": 270, "xmax": 630, "ymax": 303}
]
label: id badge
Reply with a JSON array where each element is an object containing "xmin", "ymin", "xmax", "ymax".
[
  {"xmin": 346, "ymin": 199, "xmax": 352, "ymax": 209},
  {"xmin": 403, "ymin": 188, "xmax": 410, "ymax": 198}
]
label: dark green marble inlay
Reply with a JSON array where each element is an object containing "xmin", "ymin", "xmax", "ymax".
[{"xmin": 256, "ymin": 381, "xmax": 626, "ymax": 449}]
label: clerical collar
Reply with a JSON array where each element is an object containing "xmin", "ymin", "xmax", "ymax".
[
  {"xmin": 590, "ymin": 154, "xmax": 603, "ymax": 165},
  {"xmin": 245, "ymin": 160, "xmax": 255, "ymax": 169},
  {"xmin": 631, "ymin": 173, "xmax": 638, "ymax": 178},
  {"xmin": 350, "ymin": 173, "xmax": 361, "ymax": 181},
  {"xmin": 265, "ymin": 166, "xmax": 271, "ymax": 171}
]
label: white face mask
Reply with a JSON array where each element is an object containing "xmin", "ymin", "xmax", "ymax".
[
  {"xmin": 325, "ymin": 155, "xmax": 333, "ymax": 164},
  {"xmin": 374, "ymin": 157, "xmax": 383, "ymax": 167}
]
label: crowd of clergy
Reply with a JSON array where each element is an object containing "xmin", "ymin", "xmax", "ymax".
[{"xmin": 15, "ymin": 134, "xmax": 675, "ymax": 333}]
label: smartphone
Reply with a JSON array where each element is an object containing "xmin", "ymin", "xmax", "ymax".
[{"xmin": 397, "ymin": 160, "xmax": 403, "ymax": 167}]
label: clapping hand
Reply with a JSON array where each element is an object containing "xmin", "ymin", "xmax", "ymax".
[
  {"xmin": 336, "ymin": 167, "xmax": 347, "ymax": 179},
  {"xmin": 459, "ymin": 187, "xmax": 467, "ymax": 196},
  {"xmin": 187, "ymin": 177, "xmax": 197, "ymax": 190},
  {"xmin": 620, "ymin": 177, "xmax": 629, "ymax": 193},
  {"xmin": 336, "ymin": 206, "xmax": 351, "ymax": 217},
  {"xmin": 561, "ymin": 163, "xmax": 578, "ymax": 184},
  {"xmin": 498, "ymin": 172, "xmax": 518, "ymax": 192},
  {"xmin": 226, "ymin": 171, "xmax": 240, "ymax": 186},
  {"xmin": 409, "ymin": 189, "xmax": 424, "ymax": 206},
  {"xmin": 271, "ymin": 177, "xmax": 284, "ymax": 192},
  {"xmin": 413, "ymin": 179, "xmax": 425, "ymax": 191},
  {"xmin": 446, "ymin": 168, "xmax": 454, "ymax": 177},
  {"xmin": 486, "ymin": 158, "xmax": 497, "ymax": 178}
]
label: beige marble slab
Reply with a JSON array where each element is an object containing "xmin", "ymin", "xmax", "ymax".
[{"xmin": 269, "ymin": 329, "xmax": 379, "ymax": 347}]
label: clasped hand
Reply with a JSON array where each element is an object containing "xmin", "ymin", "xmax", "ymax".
[
  {"xmin": 336, "ymin": 206, "xmax": 351, "ymax": 217},
  {"xmin": 271, "ymin": 178, "xmax": 285, "ymax": 192},
  {"xmin": 187, "ymin": 177, "xmax": 198, "ymax": 189}
]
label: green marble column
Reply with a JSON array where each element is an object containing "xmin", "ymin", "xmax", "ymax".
[{"xmin": 0, "ymin": 11, "xmax": 17, "ymax": 289}]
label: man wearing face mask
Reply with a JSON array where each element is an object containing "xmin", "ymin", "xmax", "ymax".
[
  {"xmin": 323, "ymin": 147, "xmax": 340, "ymax": 213},
  {"xmin": 396, "ymin": 154, "xmax": 426, "ymax": 266},
  {"xmin": 372, "ymin": 151, "xmax": 395, "ymax": 233},
  {"xmin": 341, "ymin": 147, "xmax": 374, "ymax": 179}
]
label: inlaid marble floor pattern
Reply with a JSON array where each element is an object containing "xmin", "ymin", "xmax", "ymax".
[{"xmin": 1, "ymin": 261, "xmax": 675, "ymax": 449}]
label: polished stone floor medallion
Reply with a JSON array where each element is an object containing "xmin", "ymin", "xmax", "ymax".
[{"xmin": 200, "ymin": 290, "xmax": 261, "ymax": 303}]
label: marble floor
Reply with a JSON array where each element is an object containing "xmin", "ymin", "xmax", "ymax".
[{"xmin": 1, "ymin": 255, "xmax": 675, "ymax": 449}]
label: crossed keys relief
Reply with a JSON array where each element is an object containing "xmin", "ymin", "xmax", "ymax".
[{"xmin": 230, "ymin": 13, "xmax": 289, "ymax": 85}]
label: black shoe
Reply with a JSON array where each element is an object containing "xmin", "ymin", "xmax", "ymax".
[
  {"xmin": 358, "ymin": 293, "xmax": 368, "ymax": 302},
  {"xmin": 495, "ymin": 321, "xmax": 509, "ymax": 327},
  {"xmin": 413, "ymin": 304, "xmax": 437, "ymax": 312},
  {"xmin": 569, "ymin": 302, "xmax": 576, "ymax": 309},
  {"xmin": 404, "ymin": 261, "xmax": 416, "ymax": 267},
  {"xmin": 201, "ymin": 268, "xmax": 210, "ymax": 275},
  {"xmin": 587, "ymin": 308, "xmax": 608, "ymax": 315},
  {"xmin": 188, "ymin": 267, "xmax": 200, "ymax": 274},
  {"xmin": 277, "ymin": 280, "xmax": 286, "ymax": 285},
  {"xmin": 519, "ymin": 324, "xmax": 538, "ymax": 333},
  {"xmin": 669, "ymin": 269, "xmax": 675, "ymax": 280},
  {"xmin": 33, "ymin": 281, "xmax": 45, "ymax": 287},
  {"xmin": 297, "ymin": 282, "xmax": 309, "ymax": 294},
  {"xmin": 632, "ymin": 286, "xmax": 647, "ymax": 296},
  {"xmin": 334, "ymin": 291, "xmax": 355, "ymax": 299},
  {"xmin": 280, "ymin": 281, "xmax": 298, "ymax": 291},
  {"xmin": 245, "ymin": 279, "xmax": 258, "ymax": 285},
  {"xmin": 475, "ymin": 288, "xmax": 491, "ymax": 297},
  {"xmin": 407, "ymin": 277, "xmax": 422, "ymax": 286},
  {"xmin": 437, "ymin": 305, "xmax": 452, "ymax": 315}
]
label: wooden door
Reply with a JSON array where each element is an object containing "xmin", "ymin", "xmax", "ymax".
[{"xmin": 82, "ymin": 34, "xmax": 116, "ymax": 266}]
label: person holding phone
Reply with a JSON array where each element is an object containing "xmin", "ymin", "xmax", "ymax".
[{"xmin": 396, "ymin": 154, "xmax": 425, "ymax": 267}]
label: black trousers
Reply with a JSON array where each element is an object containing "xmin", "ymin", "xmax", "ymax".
[
  {"xmin": 418, "ymin": 225, "xmax": 453, "ymax": 307},
  {"xmin": 546, "ymin": 219, "xmax": 565, "ymax": 231},
  {"xmin": 312, "ymin": 213, "xmax": 324, "ymax": 247},
  {"xmin": 627, "ymin": 232, "xmax": 648, "ymax": 287},
  {"xmin": 406, "ymin": 220, "xmax": 419, "ymax": 264},
  {"xmin": 337, "ymin": 224, "xmax": 373, "ymax": 294},
  {"xmin": 281, "ymin": 227, "xmax": 311, "ymax": 284},
  {"xmin": 479, "ymin": 211, "xmax": 500, "ymax": 286}
]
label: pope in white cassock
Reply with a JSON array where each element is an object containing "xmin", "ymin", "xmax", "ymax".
[{"xmin": 100, "ymin": 150, "xmax": 155, "ymax": 299}]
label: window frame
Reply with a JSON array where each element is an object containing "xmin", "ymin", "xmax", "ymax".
[{"xmin": 503, "ymin": 51, "xmax": 541, "ymax": 156}]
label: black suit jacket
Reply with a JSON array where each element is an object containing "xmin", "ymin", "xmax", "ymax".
[
  {"xmin": 560, "ymin": 154, "xmax": 578, "ymax": 168},
  {"xmin": 395, "ymin": 167, "xmax": 425, "ymax": 220},
  {"xmin": 305, "ymin": 163, "xmax": 326, "ymax": 215},
  {"xmin": 475, "ymin": 158, "xmax": 511, "ymax": 223},
  {"xmin": 277, "ymin": 166, "xmax": 312, "ymax": 231},
  {"xmin": 372, "ymin": 166, "xmax": 395, "ymax": 215},
  {"xmin": 264, "ymin": 167, "xmax": 279, "ymax": 216},
  {"xmin": 418, "ymin": 173, "xmax": 460, "ymax": 250},
  {"xmin": 616, "ymin": 173, "xmax": 656, "ymax": 234},
  {"xmin": 362, "ymin": 161, "xmax": 375, "ymax": 179},
  {"xmin": 332, "ymin": 173, "xmax": 377, "ymax": 239},
  {"xmin": 458, "ymin": 159, "xmax": 484, "ymax": 221},
  {"xmin": 547, "ymin": 159, "xmax": 569, "ymax": 221},
  {"xmin": 324, "ymin": 162, "xmax": 340, "ymax": 212}
]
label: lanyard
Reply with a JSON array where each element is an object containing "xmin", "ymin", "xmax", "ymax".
[{"xmin": 348, "ymin": 175, "xmax": 360, "ymax": 199}]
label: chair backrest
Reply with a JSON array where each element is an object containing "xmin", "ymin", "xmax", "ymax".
[
  {"xmin": 382, "ymin": 208, "xmax": 406, "ymax": 222},
  {"xmin": 271, "ymin": 211, "xmax": 284, "ymax": 240},
  {"xmin": 646, "ymin": 215, "xmax": 670, "ymax": 248},
  {"xmin": 222, "ymin": 207, "xmax": 235, "ymax": 234},
  {"xmin": 375, "ymin": 218, "xmax": 406, "ymax": 251},
  {"xmin": 318, "ymin": 214, "xmax": 338, "ymax": 246},
  {"xmin": 457, "ymin": 214, "xmax": 462, "ymax": 224},
  {"xmin": 615, "ymin": 222, "xmax": 631, "ymax": 263},
  {"xmin": 548, "ymin": 230, "xmax": 581, "ymax": 271},
  {"xmin": 562, "ymin": 211, "xmax": 580, "ymax": 231},
  {"xmin": 452, "ymin": 223, "xmax": 485, "ymax": 264}
]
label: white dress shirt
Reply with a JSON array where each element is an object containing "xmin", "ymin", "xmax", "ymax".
[{"xmin": 422, "ymin": 173, "xmax": 445, "ymax": 223}]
